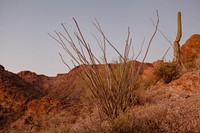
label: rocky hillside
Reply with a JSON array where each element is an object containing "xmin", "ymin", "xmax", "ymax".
[
  {"xmin": 0, "ymin": 66, "xmax": 44, "ymax": 129},
  {"xmin": 0, "ymin": 61, "xmax": 153, "ymax": 132},
  {"xmin": 0, "ymin": 64, "xmax": 85, "ymax": 131},
  {"xmin": 0, "ymin": 34, "xmax": 199, "ymax": 132},
  {"xmin": 181, "ymin": 34, "xmax": 200, "ymax": 67}
]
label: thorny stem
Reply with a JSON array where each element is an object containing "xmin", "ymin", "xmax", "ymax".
[{"xmin": 49, "ymin": 10, "xmax": 160, "ymax": 119}]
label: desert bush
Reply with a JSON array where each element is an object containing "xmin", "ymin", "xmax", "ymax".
[
  {"xmin": 110, "ymin": 112, "xmax": 135, "ymax": 133},
  {"xmin": 154, "ymin": 62, "xmax": 180, "ymax": 83},
  {"xmin": 50, "ymin": 11, "xmax": 159, "ymax": 124}
]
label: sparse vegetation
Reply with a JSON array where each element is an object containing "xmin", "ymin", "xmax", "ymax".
[
  {"xmin": 49, "ymin": 10, "xmax": 159, "ymax": 123},
  {"xmin": 153, "ymin": 62, "xmax": 180, "ymax": 83}
]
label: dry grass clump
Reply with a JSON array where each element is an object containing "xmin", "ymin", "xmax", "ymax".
[
  {"xmin": 7, "ymin": 110, "xmax": 77, "ymax": 133},
  {"xmin": 127, "ymin": 78, "xmax": 200, "ymax": 132},
  {"xmin": 69, "ymin": 106, "xmax": 109, "ymax": 133},
  {"xmin": 109, "ymin": 92, "xmax": 200, "ymax": 133},
  {"xmin": 37, "ymin": 111, "xmax": 75, "ymax": 133}
]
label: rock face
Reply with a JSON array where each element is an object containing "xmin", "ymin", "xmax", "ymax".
[
  {"xmin": 0, "ymin": 67, "xmax": 44, "ymax": 130},
  {"xmin": 0, "ymin": 65, "xmax": 5, "ymax": 78},
  {"xmin": 0, "ymin": 65, "xmax": 84, "ymax": 131},
  {"xmin": 181, "ymin": 34, "xmax": 200, "ymax": 66},
  {"xmin": 0, "ymin": 65, "xmax": 5, "ymax": 71},
  {"xmin": 26, "ymin": 96, "xmax": 60, "ymax": 115}
]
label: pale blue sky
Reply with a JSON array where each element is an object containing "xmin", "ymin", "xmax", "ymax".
[{"xmin": 0, "ymin": 0, "xmax": 200, "ymax": 76}]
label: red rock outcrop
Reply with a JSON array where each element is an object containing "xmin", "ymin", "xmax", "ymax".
[
  {"xmin": 0, "ymin": 68, "xmax": 44, "ymax": 130},
  {"xmin": 27, "ymin": 96, "xmax": 60, "ymax": 115},
  {"xmin": 181, "ymin": 34, "xmax": 200, "ymax": 65}
]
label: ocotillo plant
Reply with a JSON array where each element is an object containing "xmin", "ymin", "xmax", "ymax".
[
  {"xmin": 49, "ymin": 11, "xmax": 159, "ymax": 120},
  {"xmin": 173, "ymin": 11, "xmax": 182, "ymax": 65}
]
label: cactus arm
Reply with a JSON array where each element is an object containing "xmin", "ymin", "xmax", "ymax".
[
  {"xmin": 173, "ymin": 11, "xmax": 182, "ymax": 65},
  {"xmin": 175, "ymin": 11, "xmax": 182, "ymax": 42}
]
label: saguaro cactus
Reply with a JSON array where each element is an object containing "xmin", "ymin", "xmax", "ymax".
[{"xmin": 173, "ymin": 11, "xmax": 182, "ymax": 65}]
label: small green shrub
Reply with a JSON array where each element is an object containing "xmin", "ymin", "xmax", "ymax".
[{"xmin": 154, "ymin": 62, "xmax": 180, "ymax": 83}]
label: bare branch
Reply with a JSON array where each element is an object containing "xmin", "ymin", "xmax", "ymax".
[
  {"xmin": 92, "ymin": 19, "xmax": 124, "ymax": 60},
  {"xmin": 136, "ymin": 10, "xmax": 159, "ymax": 80},
  {"xmin": 59, "ymin": 53, "xmax": 71, "ymax": 70}
]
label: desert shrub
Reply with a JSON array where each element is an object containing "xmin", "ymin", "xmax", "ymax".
[
  {"xmin": 110, "ymin": 112, "xmax": 135, "ymax": 133},
  {"xmin": 154, "ymin": 62, "xmax": 180, "ymax": 83},
  {"xmin": 50, "ymin": 11, "xmax": 159, "ymax": 123}
]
